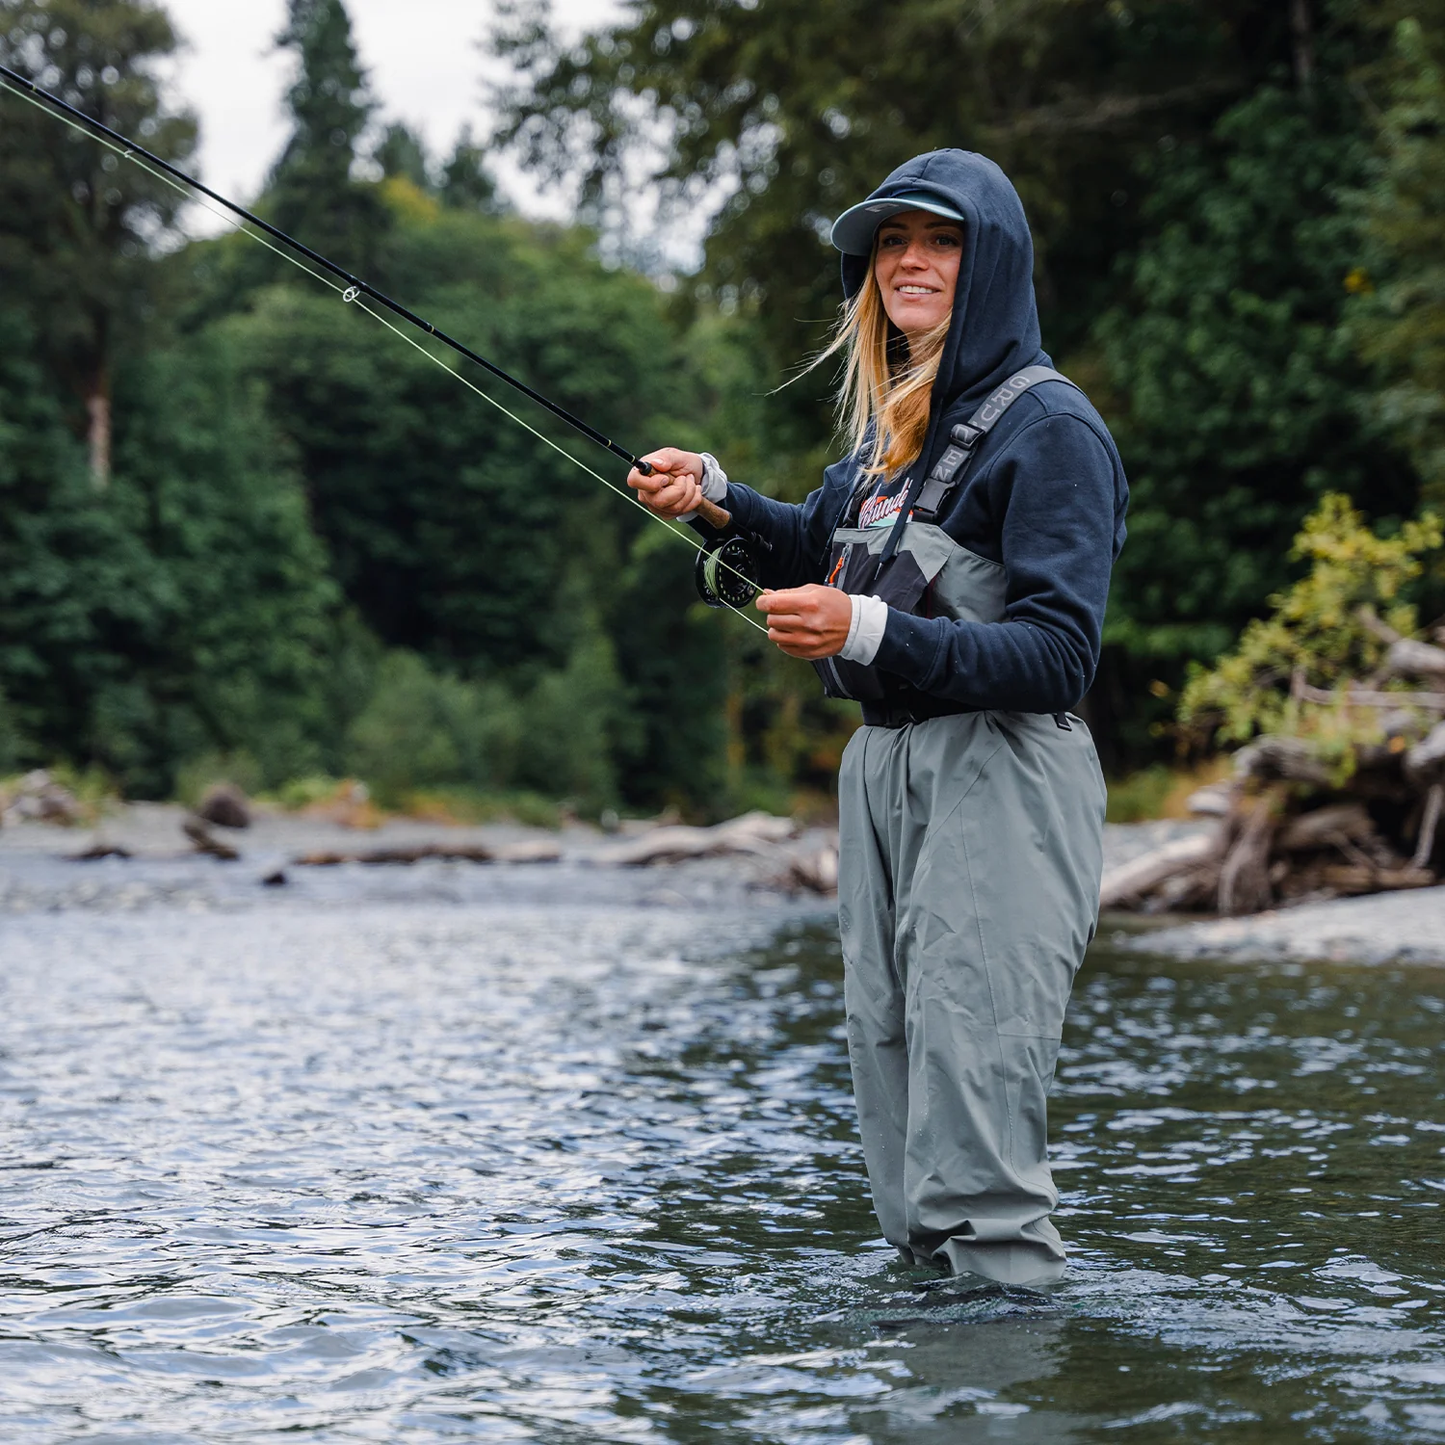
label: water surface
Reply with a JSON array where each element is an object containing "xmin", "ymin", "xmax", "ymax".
[{"xmin": 1, "ymin": 877, "xmax": 1443, "ymax": 1441}]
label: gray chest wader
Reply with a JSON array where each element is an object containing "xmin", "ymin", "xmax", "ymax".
[{"xmin": 830, "ymin": 369, "xmax": 1108, "ymax": 1284}]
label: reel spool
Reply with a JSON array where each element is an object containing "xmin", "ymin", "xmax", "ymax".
[{"xmin": 695, "ymin": 535, "xmax": 761, "ymax": 610}]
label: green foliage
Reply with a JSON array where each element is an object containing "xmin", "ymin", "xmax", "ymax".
[
  {"xmin": 0, "ymin": 0, "xmax": 196, "ymax": 478},
  {"xmin": 441, "ymin": 126, "xmax": 502, "ymax": 213},
  {"xmin": 269, "ymin": 0, "xmax": 387, "ymax": 271},
  {"xmin": 1354, "ymin": 7, "xmax": 1445, "ymax": 498},
  {"xmin": 0, "ymin": 686, "xmax": 23, "ymax": 774},
  {"xmin": 493, "ymin": 0, "xmax": 1303, "ymax": 365},
  {"xmin": 11, "ymin": 0, "xmax": 1442, "ymax": 811},
  {"xmin": 1098, "ymin": 81, "xmax": 1418, "ymax": 673},
  {"xmin": 1179, "ymin": 493, "xmax": 1443, "ymax": 750},
  {"xmin": 227, "ymin": 202, "xmax": 697, "ymax": 677},
  {"xmin": 1105, "ymin": 765, "xmax": 1178, "ymax": 824},
  {"xmin": 373, "ymin": 121, "xmax": 430, "ymax": 188},
  {"xmin": 512, "ymin": 625, "xmax": 626, "ymax": 810},
  {"xmin": 342, "ymin": 637, "xmax": 625, "ymax": 814},
  {"xmin": 0, "ymin": 305, "xmax": 345, "ymax": 797},
  {"xmin": 344, "ymin": 650, "xmax": 522, "ymax": 805}
]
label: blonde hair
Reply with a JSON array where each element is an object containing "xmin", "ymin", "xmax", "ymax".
[{"xmin": 807, "ymin": 249, "xmax": 951, "ymax": 478}]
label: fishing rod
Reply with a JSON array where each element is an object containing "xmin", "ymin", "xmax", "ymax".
[{"xmin": 0, "ymin": 62, "xmax": 765, "ymax": 616}]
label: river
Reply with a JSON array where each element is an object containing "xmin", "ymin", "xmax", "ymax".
[{"xmin": 1, "ymin": 857, "xmax": 1443, "ymax": 1441}]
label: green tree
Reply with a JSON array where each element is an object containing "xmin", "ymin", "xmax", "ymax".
[
  {"xmin": 0, "ymin": 304, "xmax": 345, "ymax": 796},
  {"xmin": 1093, "ymin": 79, "xmax": 1419, "ymax": 756},
  {"xmin": 1354, "ymin": 6, "xmax": 1445, "ymax": 499},
  {"xmin": 269, "ymin": 0, "xmax": 386, "ymax": 269},
  {"xmin": 374, "ymin": 121, "xmax": 430, "ymax": 189},
  {"xmin": 0, "ymin": 0, "xmax": 195, "ymax": 484},
  {"xmin": 228, "ymin": 199, "xmax": 695, "ymax": 678},
  {"xmin": 493, "ymin": 0, "xmax": 1312, "ymax": 372},
  {"xmin": 495, "ymin": 0, "xmax": 1419, "ymax": 777},
  {"xmin": 440, "ymin": 126, "xmax": 502, "ymax": 213}
]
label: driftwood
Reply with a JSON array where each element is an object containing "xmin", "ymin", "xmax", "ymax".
[
  {"xmin": 1098, "ymin": 832, "xmax": 1218, "ymax": 909},
  {"xmin": 293, "ymin": 839, "xmax": 561, "ymax": 866},
  {"xmin": 1233, "ymin": 736, "xmax": 1333, "ymax": 786},
  {"xmin": 771, "ymin": 834, "xmax": 840, "ymax": 895},
  {"xmin": 1379, "ymin": 637, "xmax": 1445, "ymax": 683},
  {"xmin": 1218, "ymin": 800, "xmax": 1277, "ymax": 915},
  {"xmin": 70, "ymin": 843, "xmax": 133, "ymax": 861},
  {"xmin": 1406, "ymin": 723, "xmax": 1445, "ymax": 787},
  {"xmin": 1293, "ymin": 681, "xmax": 1445, "ymax": 711},
  {"xmin": 592, "ymin": 811, "xmax": 797, "ymax": 866},
  {"xmin": 1276, "ymin": 804, "xmax": 1374, "ymax": 851},
  {"xmin": 1110, "ymin": 631, "xmax": 1445, "ymax": 914},
  {"xmin": 184, "ymin": 817, "xmax": 240, "ymax": 861}
]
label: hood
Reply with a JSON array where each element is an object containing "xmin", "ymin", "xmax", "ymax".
[{"xmin": 839, "ymin": 149, "xmax": 1046, "ymax": 422}]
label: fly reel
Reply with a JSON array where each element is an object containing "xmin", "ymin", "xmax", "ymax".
[{"xmin": 695, "ymin": 534, "xmax": 761, "ymax": 610}]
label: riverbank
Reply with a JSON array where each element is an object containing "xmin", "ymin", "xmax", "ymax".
[
  {"xmin": 0, "ymin": 802, "xmax": 840, "ymax": 916},
  {"xmin": 8, "ymin": 807, "xmax": 1445, "ymax": 965},
  {"xmin": 1115, "ymin": 886, "xmax": 1445, "ymax": 965},
  {"xmin": 1092, "ymin": 820, "xmax": 1445, "ymax": 965}
]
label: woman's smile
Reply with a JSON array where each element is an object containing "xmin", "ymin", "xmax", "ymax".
[{"xmin": 873, "ymin": 211, "xmax": 964, "ymax": 340}]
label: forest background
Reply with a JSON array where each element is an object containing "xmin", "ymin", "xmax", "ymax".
[{"xmin": 1, "ymin": 0, "xmax": 1442, "ymax": 823}]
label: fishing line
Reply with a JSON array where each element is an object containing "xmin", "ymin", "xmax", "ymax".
[{"xmin": 0, "ymin": 66, "xmax": 769, "ymax": 630}]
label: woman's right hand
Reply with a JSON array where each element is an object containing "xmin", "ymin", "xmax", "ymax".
[{"xmin": 627, "ymin": 448, "xmax": 707, "ymax": 518}]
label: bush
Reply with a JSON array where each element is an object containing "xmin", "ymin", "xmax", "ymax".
[
  {"xmin": 514, "ymin": 629, "xmax": 625, "ymax": 812},
  {"xmin": 344, "ymin": 650, "xmax": 522, "ymax": 806},
  {"xmin": 1178, "ymin": 493, "xmax": 1442, "ymax": 774}
]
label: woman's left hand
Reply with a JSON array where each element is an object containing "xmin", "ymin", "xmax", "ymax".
[{"xmin": 757, "ymin": 585, "xmax": 854, "ymax": 659}]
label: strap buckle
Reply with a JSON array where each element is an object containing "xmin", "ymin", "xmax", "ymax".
[{"xmin": 913, "ymin": 422, "xmax": 986, "ymax": 521}]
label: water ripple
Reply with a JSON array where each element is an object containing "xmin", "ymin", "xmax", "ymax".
[{"xmin": 1, "ymin": 901, "xmax": 1443, "ymax": 1441}]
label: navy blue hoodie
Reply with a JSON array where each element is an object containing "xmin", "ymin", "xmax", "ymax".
[{"xmin": 720, "ymin": 149, "xmax": 1128, "ymax": 714}]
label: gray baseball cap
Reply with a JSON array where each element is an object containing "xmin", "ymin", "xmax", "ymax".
[{"xmin": 829, "ymin": 189, "xmax": 967, "ymax": 255}]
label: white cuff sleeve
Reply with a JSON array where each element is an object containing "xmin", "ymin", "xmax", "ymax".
[
  {"xmin": 699, "ymin": 452, "xmax": 729, "ymax": 502},
  {"xmin": 678, "ymin": 453, "xmax": 729, "ymax": 522},
  {"xmin": 839, "ymin": 593, "xmax": 888, "ymax": 665}
]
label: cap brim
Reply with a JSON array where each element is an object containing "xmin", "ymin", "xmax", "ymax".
[{"xmin": 829, "ymin": 193, "xmax": 966, "ymax": 255}]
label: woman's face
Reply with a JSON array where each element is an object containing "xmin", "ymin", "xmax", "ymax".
[{"xmin": 873, "ymin": 210, "xmax": 965, "ymax": 342}]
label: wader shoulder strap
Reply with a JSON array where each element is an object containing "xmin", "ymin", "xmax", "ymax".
[{"xmin": 912, "ymin": 365, "xmax": 1079, "ymax": 523}]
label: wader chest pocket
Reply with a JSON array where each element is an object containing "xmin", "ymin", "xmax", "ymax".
[{"xmin": 813, "ymin": 540, "xmax": 932, "ymax": 701}]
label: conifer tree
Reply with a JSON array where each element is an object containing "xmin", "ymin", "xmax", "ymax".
[
  {"xmin": 441, "ymin": 126, "xmax": 501, "ymax": 213},
  {"xmin": 374, "ymin": 122, "xmax": 430, "ymax": 190},
  {"xmin": 0, "ymin": 0, "xmax": 195, "ymax": 485},
  {"xmin": 1356, "ymin": 5, "xmax": 1445, "ymax": 499},
  {"xmin": 269, "ymin": 0, "xmax": 385, "ymax": 269}
]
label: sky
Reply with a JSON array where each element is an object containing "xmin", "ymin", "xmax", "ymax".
[{"xmin": 160, "ymin": 0, "xmax": 622, "ymax": 228}]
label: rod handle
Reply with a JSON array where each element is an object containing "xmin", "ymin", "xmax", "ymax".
[
  {"xmin": 632, "ymin": 458, "xmax": 732, "ymax": 530},
  {"xmin": 695, "ymin": 496, "xmax": 733, "ymax": 531}
]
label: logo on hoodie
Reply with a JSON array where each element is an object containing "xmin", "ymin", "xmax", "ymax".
[{"xmin": 857, "ymin": 487, "xmax": 910, "ymax": 529}]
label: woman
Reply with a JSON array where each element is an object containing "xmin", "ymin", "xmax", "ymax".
[{"xmin": 629, "ymin": 149, "xmax": 1127, "ymax": 1287}]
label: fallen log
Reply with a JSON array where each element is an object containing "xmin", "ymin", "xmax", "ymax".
[
  {"xmin": 1098, "ymin": 831, "xmax": 1219, "ymax": 910},
  {"xmin": 1318, "ymin": 864, "xmax": 1436, "ymax": 894},
  {"xmin": 592, "ymin": 811, "xmax": 797, "ymax": 866},
  {"xmin": 1276, "ymin": 804, "xmax": 1375, "ymax": 852},
  {"xmin": 1233, "ymin": 736, "xmax": 1333, "ymax": 786},
  {"xmin": 771, "ymin": 835, "xmax": 839, "ymax": 895},
  {"xmin": 1291, "ymin": 680, "xmax": 1445, "ymax": 710},
  {"xmin": 184, "ymin": 817, "xmax": 239, "ymax": 861},
  {"xmin": 1379, "ymin": 637, "xmax": 1445, "ymax": 683},
  {"xmin": 292, "ymin": 838, "xmax": 561, "ymax": 866},
  {"xmin": 1218, "ymin": 801, "xmax": 1277, "ymax": 916},
  {"xmin": 295, "ymin": 843, "xmax": 492, "ymax": 865}
]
